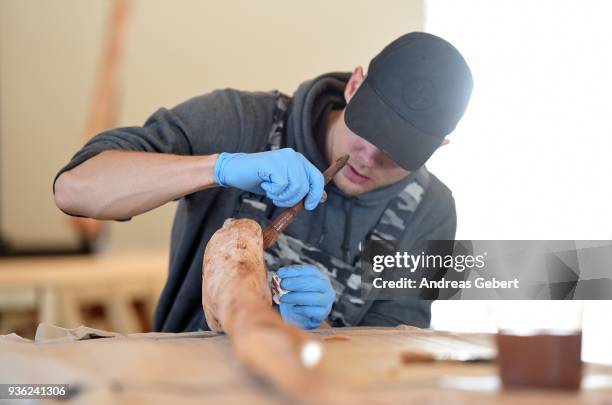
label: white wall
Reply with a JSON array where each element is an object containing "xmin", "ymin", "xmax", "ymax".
[
  {"xmin": 425, "ymin": 0, "xmax": 612, "ymax": 364},
  {"xmin": 424, "ymin": 0, "xmax": 612, "ymax": 241}
]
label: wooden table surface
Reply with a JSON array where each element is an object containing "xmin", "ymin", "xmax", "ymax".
[{"xmin": 1, "ymin": 325, "xmax": 611, "ymax": 404}]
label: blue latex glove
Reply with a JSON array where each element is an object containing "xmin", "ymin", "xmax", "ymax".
[
  {"xmin": 278, "ymin": 264, "xmax": 335, "ymax": 329},
  {"xmin": 214, "ymin": 148, "xmax": 324, "ymax": 210}
]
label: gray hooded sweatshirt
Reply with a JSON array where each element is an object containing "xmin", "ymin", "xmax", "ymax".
[{"xmin": 54, "ymin": 72, "xmax": 456, "ymax": 332}]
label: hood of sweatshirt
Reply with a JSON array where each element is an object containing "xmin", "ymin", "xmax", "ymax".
[{"xmin": 283, "ymin": 72, "xmax": 417, "ymax": 263}]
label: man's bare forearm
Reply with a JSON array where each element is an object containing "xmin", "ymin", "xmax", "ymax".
[{"xmin": 54, "ymin": 150, "xmax": 219, "ymax": 220}]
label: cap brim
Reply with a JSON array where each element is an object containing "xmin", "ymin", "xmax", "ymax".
[{"xmin": 344, "ymin": 79, "xmax": 441, "ymax": 171}]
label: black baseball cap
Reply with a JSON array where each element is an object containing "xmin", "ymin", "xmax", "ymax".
[{"xmin": 344, "ymin": 32, "xmax": 473, "ymax": 171}]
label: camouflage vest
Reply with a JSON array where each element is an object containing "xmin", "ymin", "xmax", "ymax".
[{"xmin": 234, "ymin": 92, "xmax": 430, "ymax": 326}]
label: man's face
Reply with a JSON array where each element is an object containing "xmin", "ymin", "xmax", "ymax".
[{"xmin": 325, "ymin": 108, "xmax": 410, "ymax": 196}]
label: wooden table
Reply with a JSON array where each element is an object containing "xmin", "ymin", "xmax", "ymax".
[
  {"xmin": 1, "ymin": 325, "xmax": 610, "ymax": 404},
  {"xmin": 0, "ymin": 251, "xmax": 168, "ymax": 334}
]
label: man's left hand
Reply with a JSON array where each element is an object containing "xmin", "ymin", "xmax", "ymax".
[{"xmin": 278, "ymin": 264, "xmax": 335, "ymax": 329}]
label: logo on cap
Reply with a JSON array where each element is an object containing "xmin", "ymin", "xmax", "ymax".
[{"xmin": 402, "ymin": 77, "xmax": 435, "ymax": 111}]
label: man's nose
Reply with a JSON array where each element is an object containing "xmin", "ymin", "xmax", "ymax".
[{"xmin": 356, "ymin": 137, "xmax": 385, "ymax": 167}]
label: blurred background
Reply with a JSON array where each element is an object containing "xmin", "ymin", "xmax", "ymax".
[{"xmin": 0, "ymin": 0, "xmax": 610, "ymax": 362}]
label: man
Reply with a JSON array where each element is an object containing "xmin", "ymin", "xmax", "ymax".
[{"xmin": 53, "ymin": 32, "xmax": 473, "ymax": 332}]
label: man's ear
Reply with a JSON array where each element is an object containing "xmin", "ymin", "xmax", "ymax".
[
  {"xmin": 344, "ymin": 66, "xmax": 365, "ymax": 103},
  {"xmin": 441, "ymin": 138, "xmax": 450, "ymax": 146}
]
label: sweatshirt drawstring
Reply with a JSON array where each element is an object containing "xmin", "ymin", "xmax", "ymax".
[
  {"xmin": 319, "ymin": 203, "xmax": 328, "ymax": 244},
  {"xmin": 341, "ymin": 197, "xmax": 354, "ymax": 263}
]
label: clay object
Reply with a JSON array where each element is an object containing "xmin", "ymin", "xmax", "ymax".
[{"xmin": 202, "ymin": 218, "xmax": 322, "ymax": 388}]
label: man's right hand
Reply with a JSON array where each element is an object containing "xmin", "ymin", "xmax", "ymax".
[{"xmin": 214, "ymin": 148, "xmax": 324, "ymax": 210}]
